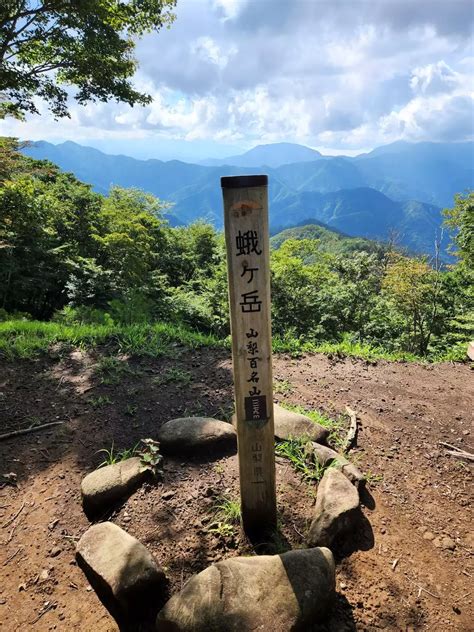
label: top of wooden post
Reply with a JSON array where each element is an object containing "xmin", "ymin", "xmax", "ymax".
[{"xmin": 221, "ymin": 175, "xmax": 268, "ymax": 189}]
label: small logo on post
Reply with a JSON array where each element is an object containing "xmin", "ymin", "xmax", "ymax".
[{"xmin": 245, "ymin": 395, "xmax": 267, "ymax": 422}]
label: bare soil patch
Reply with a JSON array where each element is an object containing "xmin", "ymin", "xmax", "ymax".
[{"xmin": 0, "ymin": 348, "xmax": 472, "ymax": 631}]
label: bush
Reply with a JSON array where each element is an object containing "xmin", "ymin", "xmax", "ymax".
[{"xmin": 53, "ymin": 305, "xmax": 114, "ymax": 326}]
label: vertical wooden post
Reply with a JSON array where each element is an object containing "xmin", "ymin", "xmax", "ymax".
[{"xmin": 221, "ymin": 174, "xmax": 277, "ymax": 536}]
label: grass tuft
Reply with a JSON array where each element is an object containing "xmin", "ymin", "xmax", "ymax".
[
  {"xmin": 207, "ymin": 495, "xmax": 241, "ymax": 539},
  {"xmin": 96, "ymin": 441, "xmax": 139, "ymax": 468},
  {"xmin": 273, "ymin": 332, "xmax": 421, "ymax": 362},
  {"xmin": 275, "ymin": 436, "xmax": 329, "ymax": 482},
  {"xmin": 279, "ymin": 403, "xmax": 346, "ymax": 450},
  {"xmin": 0, "ymin": 320, "xmax": 222, "ymax": 360},
  {"xmin": 152, "ymin": 367, "xmax": 192, "ymax": 387}
]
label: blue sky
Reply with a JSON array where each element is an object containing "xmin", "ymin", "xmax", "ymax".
[{"xmin": 1, "ymin": 0, "xmax": 473, "ymax": 161}]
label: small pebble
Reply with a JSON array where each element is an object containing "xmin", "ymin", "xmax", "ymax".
[
  {"xmin": 162, "ymin": 490, "xmax": 176, "ymax": 500},
  {"xmin": 441, "ymin": 536, "xmax": 456, "ymax": 551}
]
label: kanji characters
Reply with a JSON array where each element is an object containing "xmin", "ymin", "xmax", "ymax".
[
  {"xmin": 235, "ymin": 230, "xmax": 262, "ymax": 256},
  {"xmin": 240, "ymin": 290, "xmax": 262, "ymax": 313}
]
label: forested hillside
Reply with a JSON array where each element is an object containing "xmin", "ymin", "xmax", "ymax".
[
  {"xmin": 2, "ymin": 137, "xmax": 473, "ymax": 360},
  {"xmin": 23, "ymin": 139, "xmax": 474, "ymax": 255}
]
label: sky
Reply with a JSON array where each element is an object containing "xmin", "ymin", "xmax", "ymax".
[{"xmin": 1, "ymin": 0, "xmax": 473, "ymax": 161}]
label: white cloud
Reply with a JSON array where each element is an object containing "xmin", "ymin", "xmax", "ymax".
[
  {"xmin": 410, "ymin": 61, "xmax": 462, "ymax": 95},
  {"xmin": 191, "ymin": 36, "xmax": 236, "ymax": 69},
  {"xmin": 213, "ymin": 0, "xmax": 246, "ymax": 21},
  {"xmin": 1, "ymin": 0, "xmax": 473, "ymax": 155}
]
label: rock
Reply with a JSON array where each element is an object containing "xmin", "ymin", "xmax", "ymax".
[
  {"xmin": 157, "ymin": 417, "xmax": 236, "ymax": 456},
  {"xmin": 307, "ymin": 468, "xmax": 361, "ymax": 548},
  {"xmin": 441, "ymin": 536, "xmax": 456, "ymax": 551},
  {"xmin": 423, "ymin": 531, "xmax": 435, "ymax": 541},
  {"xmin": 161, "ymin": 490, "xmax": 176, "ymax": 500},
  {"xmin": 156, "ymin": 547, "xmax": 335, "ymax": 632},
  {"xmin": 467, "ymin": 341, "xmax": 474, "ymax": 361},
  {"xmin": 273, "ymin": 403, "xmax": 329, "ymax": 444},
  {"xmin": 81, "ymin": 457, "xmax": 149, "ymax": 517},
  {"xmin": 76, "ymin": 522, "xmax": 165, "ymax": 612},
  {"xmin": 307, "ymin": 442, "xmax": 366, "ymax": 488}
]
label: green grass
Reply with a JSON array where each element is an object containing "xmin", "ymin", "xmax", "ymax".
[
  {"xmin": 152, "ymin": 367, "xmax": 192, "ymax": 387},
  {"xmin": 273, "ymin": 333, "xmax": 420, "ymax": 362},
  {"xmin": 279, "ymin": 403, "xmax": 346, "ymax": 450},
  {"xmin": 0, "ymin": 319, "xmax": 467, "ymax": 363},
  {"xmin": 273, "ymin": 379, "xmax": 294, "ymax": 395},
  {"xmin": 0, "ymin": 320, "xmax": 222, "ymax": 359},
  {"xmin": 96, "ymin": 441, "xmax": 139, "ymax": 468},
  {"xmin": 275, "ymin": 436, "xmax": 330, "ymax": 482},
  {"xmin": 88, "ymin": 395, "xmax": 113, "ymax": 408},
  {"xmin": 213, "ymin": 495, "xmax": 241, "ymax": 524},
  {"xmin": 365, "ymin": 470, "xmax": 384, "ymax": 485},
  {"xmin": 207, "ymin": 495, "xmax": 241, "ymax": 539},
  {"xmin": 95, "ymin": 355, "xmax": 141, "ymax": 385}
]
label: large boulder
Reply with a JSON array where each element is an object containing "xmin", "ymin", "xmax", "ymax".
[
  {"xmin": 467, "ymin": 341, "xmax": 474, "ymax": 361},
  {"xmin": 157, "ymin": 417, "xmax": 237, "ymax": 456},
  {"xmin": 76, "ymin": 522, "xmax": 166, "ymax": 612},
  {"xmin": 307, "ymin": 468, "xmax": 361, "ymax": 548},
  {"xmin": 81, "ymin": 457, "xmax": 150, "ymax": 517},
  {"xmin": 273, "ymin": 403, "xmax": 329, "ymax": 444},
  {"xmin": 307, "ymin": 442, "xmax": 366, "ymax": 489},
  {"xmin": 156, "ymin": 547, "xmax": 335, "ymax": 632}
]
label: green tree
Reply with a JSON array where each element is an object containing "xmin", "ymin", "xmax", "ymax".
[
  {"xmin": 0, "ymin": 0, "xmax": 176, "ymax": 118},
  {"xmin": 331, "ymin": 251, "xmax": 384, "ymax": 337},
  {"xmin": 443, "ymin": 191, "xmax": 474, "ymax": 268},
  {"xmin": 0, "ymin": 166, "xmax": 103, "ymax": 316},
  {"xmin": 382, "ymin": 254, "xmax": 448, "ymax": 355},
  {"xmin": 271, "ymin": 238, "xmax": 339, "ymax": 340},
  {"xmin": 98, "ymin": 186, "xmax": 169, "ymax": 294}
]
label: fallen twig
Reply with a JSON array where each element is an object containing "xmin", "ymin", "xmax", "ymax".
[
  {"xmin": 444, "ymin": 450, "xmax": 474, "ymax": 462},
  {"xmin": 292, "ymin": 522, "xmax": 305, "ymax": 539},
  {"xmin": 439, "ymin": 441, "xmax": 473, "ymax": 453},
  {"xmin": 439, "ymin": 441, "xmax": 462, "ymax": 451},
  {"xmin": 344, "ymin": 406, "xmax": 358, "ymax": 452},
  {"xmin": 2, "ymin": 501, "xmax": 25, "ymax": 529},
  {"xmin": 2, "ymin": 546, "xmax": 22, "ymax": 566},
  {"xmin": 439, "ymin": 442, "xmax": 474, "ymax": 462},
  {"xmin": 408, "ymin": 578, "xmax": 440, "ymax": 599},
  {"xmin": 3, "ymin": 517, "xmax": 22, "ymax": 545},
  {"xmin": 29, "ymin": 601, "xmax": 57, "ymax": 624},
  {"xmin": 0, "ymin": 421, "xmax": 64, "ymax": 442},
  {"xmin": 62, "ymin": 534, "xmax": 80, "ymax": 542}
]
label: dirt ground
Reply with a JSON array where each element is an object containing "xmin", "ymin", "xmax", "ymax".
[{"xmin": 0, "ymin": 347, "xmax": 472, "ymax": 631}]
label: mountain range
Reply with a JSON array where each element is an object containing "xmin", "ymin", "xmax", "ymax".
[{"xmin": 23, "ymin": 139, "xmax": 474, "ymax": 256}]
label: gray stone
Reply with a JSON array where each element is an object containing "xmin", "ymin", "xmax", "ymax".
[
  {"xmin": 81, "ymin": 457, "xmax": 149, "ymax": 516},
  {"xmin": 441, "ymin": 536, "xmax": 456, "ymax": 551},
  {"xmin": 467, "ymin": 341, "xmax": 474, "ymax": 361},
  {"xmin": 273, "ymin": 403, "xmax": 329, "ymax": 444},
  {"xmin": 157, "ymin": 417, "xmax": 236, "ymax": 455},
  {"xmin": 307, "ymin": 468, "xmax": 361, "ymax": 548},
  {"xmin": 76, "ymin": 522, "xmax": 165, "ymax": 611},
  {"xmin": 308, "ymin": 442, "xmax": 366, "ymax": 488},
  {"xmin": 156, "ymin": 547, "xmax": 335, "ymax": 632}
]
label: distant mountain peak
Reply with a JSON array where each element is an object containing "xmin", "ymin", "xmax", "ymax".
[{"xmin": 201, "ymin": 142, "xmax": 322, "ymax": 168}]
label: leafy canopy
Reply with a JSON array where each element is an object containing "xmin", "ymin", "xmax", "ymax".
[
  {"xmin": 444, "ymin": 191, "xmax": 474, "ymax": 269},
  {"xmin": 0, "ymin": 139, "xmax": 472, "ymax": 358},
  {"xmin": 0, "ymin": 0, "xmax": 176, "ymax": 118}
]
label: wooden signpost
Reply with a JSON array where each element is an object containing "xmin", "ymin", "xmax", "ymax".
[{"xmin": 221, "ymin": 175, "xmax": 277, "ymax": 536}]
